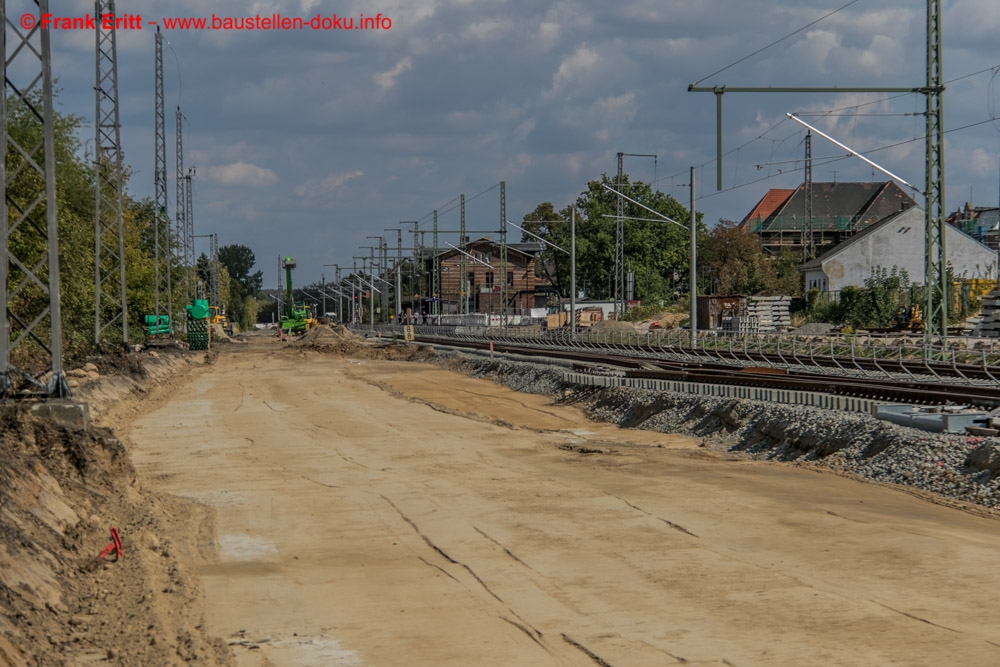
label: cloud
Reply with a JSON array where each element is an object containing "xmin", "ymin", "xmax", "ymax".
[
  {"xmin": 204, "ymin": 162, "xmax": 279, "ymax": 187},
  {"xmin": 375, "ymin": 57, "xmax": 413, "ymax": 90},
  {"xmin": 295, "ymin": 170, "xmax": 364, "ymax": 197}
]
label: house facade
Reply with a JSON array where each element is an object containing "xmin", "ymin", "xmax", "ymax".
[{"xmin": 800, "ymin": 206, "xmax": 998, "ymax": 292}]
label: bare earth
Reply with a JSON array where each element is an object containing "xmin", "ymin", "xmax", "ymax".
[{"xmin": 126, "ymin": 345, "xmax": 1000, "ymax": 666}]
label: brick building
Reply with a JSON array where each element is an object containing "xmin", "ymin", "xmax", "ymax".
[{"xmin": 434, "ymin": 238, "xmax": 554, "ymax": 315}]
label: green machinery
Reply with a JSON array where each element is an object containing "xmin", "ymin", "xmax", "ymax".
[
  {"xmin": 144, "ymin": 314, "xmax": 170, "ymax": 336},
  {"xmin": 186, "ymin": 299, "xmax": 211, "ymax": 350},
  {"xmin": 279, "ymin": 256, "xmax": 314, "ymax": 334}
]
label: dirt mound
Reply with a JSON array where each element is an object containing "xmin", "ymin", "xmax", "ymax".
[
  {"xmin": 290, "ymin": 323, "xmax": 365, "ymax": 354},
  {"xmin": 289, "ymin": 324, "xmax": 440, "ymax": 363},
  {"xmin": 0, "ymin": 409, "xmax": 231, "ymax": 666}
]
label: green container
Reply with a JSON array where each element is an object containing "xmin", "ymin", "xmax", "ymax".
[
  {"xmin": 186, "ymin": 299, "xmax": 210, "ymax": 320},
  {"xmin": 144, "ymin": 314, "xmax": 170, "ymax": 335}
]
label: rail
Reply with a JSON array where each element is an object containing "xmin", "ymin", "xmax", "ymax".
[{"xmin": 349, "ymin": 323, "xmax": 1000, "ymax": 388}]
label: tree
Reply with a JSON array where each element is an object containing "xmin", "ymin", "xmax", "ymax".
[
  {"xmin": 521, "ymin": 174, "xmax": 702, "ymax": 304},
  {"xmin": 522, "ymin": 202, "xmax": 571, "ymax": 298},
  {"xmin": 218, "ymin": 244, "xmax": 262, "ymax": 331},
  {"xmin": 701, "ymin": 220, "xmax": 774, "ymax": 295},
  {"xmin": 218, "ymin": 244, "xmax": 263, "ymax": 296}
]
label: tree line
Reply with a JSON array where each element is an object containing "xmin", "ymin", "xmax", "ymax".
[
  {"xmin": 5, "ymin": 93, "xmax": 262, "ymax": 368},
  {"xmin": 521, "ymin": 174, "xmax": 803, "ymax": 306}
]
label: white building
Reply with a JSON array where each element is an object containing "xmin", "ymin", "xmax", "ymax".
[{"xmin": 800, "ymin": 206, "xmax": 997, "ymax": 292}]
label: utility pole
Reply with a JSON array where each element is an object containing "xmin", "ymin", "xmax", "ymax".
[
  {"xmin": 614, "ymin": 152, "xmax": 657, "ymax": 319},
  {"xmin": 323, "ymin": 263, "xmax": 340, "ymax": 321},
  {"xmin": 690, "ymin": 167, "xmax": 698, "ymax": 347},
  {"xmin": 571, "ymin": 207, "xmax": 576, "ymax": 339},
  {"xmin": 153, "ymin": 28, "xmax": 172, "ymax": 333},
  {"xmin": 370, "ymin": 248, "xmax": 376, "ymax": 326},
  {"xmin": 804, "ymin": 131, "xmax": 813, "ymax": 260},
  {"xmin": 386, "ymin": 227, "xmax": 403, "ymax": 320},
  {"xmin": 175, "ymin": 106, "xmax": 187, "ymax": 303},
  {"xmin": 366, "ymin": 236, "xmax": 383, "ymax": 322},
  {"xmin": 432, "ymin": 210, "xmax": 440, "ymax": 321},
  {"xmin": 499, "ymin": 181, "xmax": 508, "ymax": 326},
  {"xmin": 276, "ymin": 254, "xmax": 283, "ymax": 319},
  {"xmin": 210, "ymin": 233, "xmax": 220, "ymax": 308},
  {"xmin": 94, "ymin": 0, "xmax": 128, "ymax": 347},
  {"xmin": 616, "ymin": 152, "xmax": 624, "ymax": 318},
  {"xmin": 460, "ymin": 195, "xmax": 467, "ymax": 315},
  {"xmin": 1, "ymin": 0, "xmax": 70, "ymax": 397},
  {"xmin": 185, "ymin": 167, "xmax": 195, "ymax": 292},
  {"xmin": 351, "ymin": 260, "xmax": 357, "ymax": 324},
  {"xmin": 688, "ymin": 0, "xmax": 946, "ymax": 345}
]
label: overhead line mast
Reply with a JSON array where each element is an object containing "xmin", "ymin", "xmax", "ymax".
[
  {"xmin": 0, "ymin": 0, "xmax": 70, "ymax": 397},
  {"xmin": 94, "ymin": 0, "xmax": 128, "ymax": 347},
  {"xmin": 153, "ymin": 28, "xmax": 172, "ymax": 333},
  {"xmin": 688, "ymin": 0, "xmax": 947, "ymax": 346}
]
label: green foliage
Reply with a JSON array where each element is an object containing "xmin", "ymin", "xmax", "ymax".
[
  {"xmin": 3, "ymin": 89, "xmax": 263, "ymax": 371},
  {"xmin": 839, "ymin": 267, "xmax": 910, "ymax": 328},
  {"xmin": 216, "ymin": 244, "xmax": 263, "ymax": 331},
  {"xmin": 522, "ymin": 174, "xmax": 702, "ymax": 304},
  {"xmin": 700, "ymin": 221, "xmax": 803, "ymax": 297},
  {"xmin": 807, "ymin": 266, "xmax": 911, "ymax": 329},
  {"xmin": 700, "ymin": 220, "xmax": 770, "ymax": 295},
  {"xmin": 218, "ymin": 244, "xmax": 263, "ymax": 295}
]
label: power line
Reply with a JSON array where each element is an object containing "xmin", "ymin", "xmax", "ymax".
[
  {"xmin": 692, "ymin": 0, "xmax": 860, "ymax": 86},
  {"xmin": 694, "ymin": 116, "xmax": 1000, "ymax": 205},
  {"xmin": 667, "ymin": 62, "xmax": 1000, "ymax": 191}
]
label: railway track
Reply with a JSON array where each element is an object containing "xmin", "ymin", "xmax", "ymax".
[{"xmin": 410, "ymin": 333, "xmax": 1000, "ymax": 410}]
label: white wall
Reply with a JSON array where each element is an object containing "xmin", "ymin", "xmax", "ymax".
[{"xmin": 818, "ymin": 207, "xmax": 997, "ymax": 291}]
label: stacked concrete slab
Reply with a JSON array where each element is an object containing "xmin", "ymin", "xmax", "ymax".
[
  {"xmin": 978, "ymin": 289, "xmax": 1000, "ymax": 337},
  {"xmin": 745, "ymin": 296, "xmax": 792, "ymax": 331}
]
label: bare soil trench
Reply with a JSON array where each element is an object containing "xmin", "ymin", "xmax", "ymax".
[{"xmin": 121, "ymin": 340, "xmax": 1000, "ymax": 666}]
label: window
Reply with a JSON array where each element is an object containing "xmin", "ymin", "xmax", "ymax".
[
  {"xmin": 485, "ymin": 272, "xmax": 495, "ymax": 288},
  {"xmin": 507, "ymin": 271, "xmax": 513, "ymax": 287}
]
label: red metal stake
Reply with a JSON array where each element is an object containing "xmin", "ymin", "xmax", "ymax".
[{"xmin": 96, "ymin": 527, "xmax": 123, "ymax": 563}]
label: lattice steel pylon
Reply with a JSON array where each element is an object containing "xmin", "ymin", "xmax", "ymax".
[
  {"xmin": 459, "ymin": 194, "xmax": 467, "ymax": 315},
  {"xmin": 803, "ymin": 131, "xmax": 813, "ymax": 260},
  {"xmin": 94, "ymin": 0, "xmax": 128, "ymax": 348},
  {"xmin": 924, "ymin": 0, "xmax": 946, "ymax": 342},
  {"xmin": 615, "ymin": 153, "xmax": 624, "ymax": 318},
  {"xmin": 175, "ymin": 106, "xmax": 187, "ymax": 304},
  {"xmin": 498, "ymin": 181, "xmax": 508, "ymax": 326},
  {"xmin": 185, "ymin": 167, "xmax": 195, "ymax": 285},
  {"xmin": 1, "ymin": 0, "xmax": 70, "ymax": 397},
  {"xmin": 209, "ymin": 233, "xmax": 220, "ymax": 308},
  {"xmin": 689, "ymin": 0, "xmax": 947, "ymax": 345},
  {"xmin": 153, "ymin": 27, "xmax": 172, "ymax": 333},
  {"xmin": 432, "ymin": 211, "xmax": 439, "ymax": 319}
]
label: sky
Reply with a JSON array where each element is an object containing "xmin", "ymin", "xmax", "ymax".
[{"xmin": 18, "ymin": 0, "xmax": 1000, "ymax": 287}]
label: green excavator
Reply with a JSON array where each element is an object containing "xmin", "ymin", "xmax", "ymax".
[{"xmin": 279, "ymin": 256, "xmax": 316, "ymax": 334}]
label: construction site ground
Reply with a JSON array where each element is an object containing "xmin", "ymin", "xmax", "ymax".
[{"xmin": 5, "ymin": 328, "xmax": 1000, "ymax": 665}]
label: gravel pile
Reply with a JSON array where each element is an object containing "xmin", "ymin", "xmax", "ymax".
[
  {"xmin": 444, "ymin": 352, "xmax": 1000, "ymax": 511},
  {"xmin": 794, "ymin": 322, "xmax": 836, "ymax": 335}
]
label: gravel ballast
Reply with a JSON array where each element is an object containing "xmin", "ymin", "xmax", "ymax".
[{"xmin": 436, "ymin": 350, "xmax": 1000, "ymax": 512}]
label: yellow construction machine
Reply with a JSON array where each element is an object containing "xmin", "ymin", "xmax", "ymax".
[{"xmin": 209, "ymin": 306, "xmax": 235, "ymax": 336}]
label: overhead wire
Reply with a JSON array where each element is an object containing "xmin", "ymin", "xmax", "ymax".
[
  {"xmin": 671, "ymin": 59, "xmax": 1000, "ymax": 204},
  {"xmin": 696, "ymin": 116, "xmax": 1000, "ymax": 204},
  {"xmin": 691, "ymin": 0, "xmax": 860, "ymax": 87}
]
